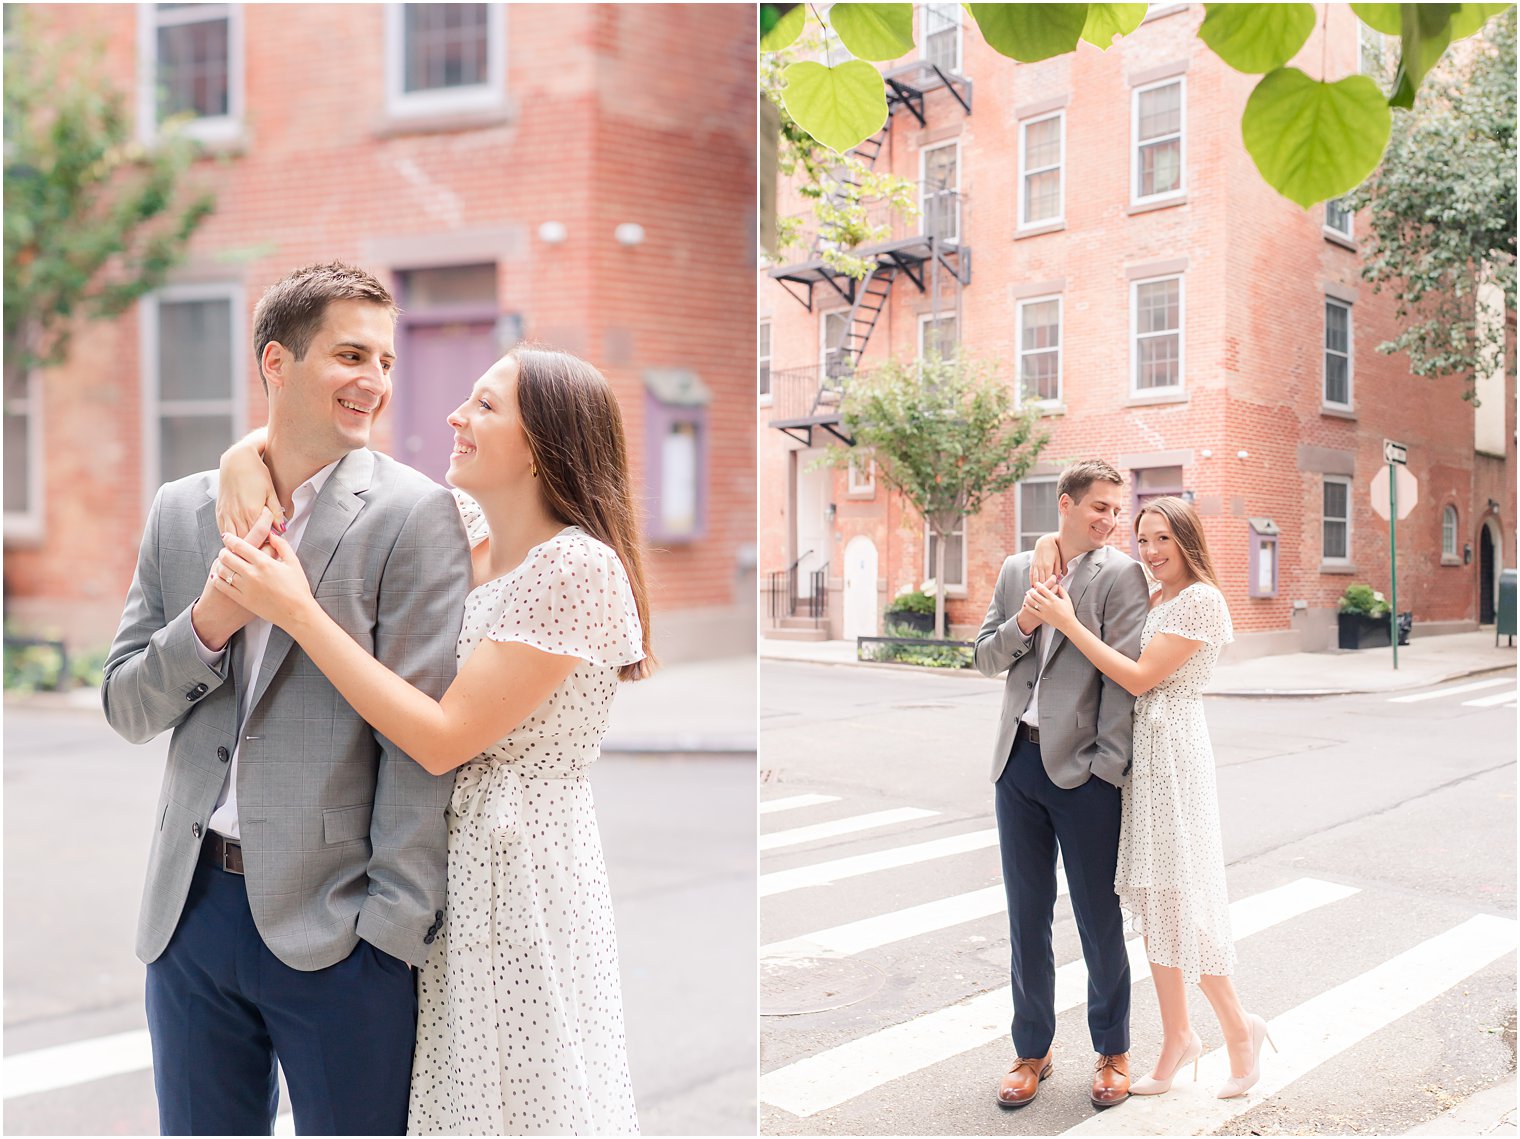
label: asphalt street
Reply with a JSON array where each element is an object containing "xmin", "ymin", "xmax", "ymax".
[
  {"xmin": 2, "ymin": 705, "xmax": 757, "ymax": 1136},
  {"xmin": 759, "ymin": 660, "xmax": 1517, "ymax": 1137}
]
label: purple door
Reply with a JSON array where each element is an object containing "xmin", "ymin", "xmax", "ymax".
[{"xmin": 391, "ymin": 320, "xmax": 500, "ymax": 484}]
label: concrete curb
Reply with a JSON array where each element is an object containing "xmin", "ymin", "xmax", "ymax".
[
  {"xmin": 1207, "ymin": 663, "xmax": 1520, "ymax": 699},
  {"xmin": 1403, "ymin": 1072, "xmax": 1517, "ymax": 1135}
]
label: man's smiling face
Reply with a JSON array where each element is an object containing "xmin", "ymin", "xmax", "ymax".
[{"xmin": 270, "ymin": 299, "xmax": 395, "ymax": 465}]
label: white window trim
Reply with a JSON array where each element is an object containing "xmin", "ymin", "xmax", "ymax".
[
  {"xmin": 1015, "ymin": 475, "xmax": 1059, "ymax": 553},
  {"xmin": 137, "ymin": 3, "xmax": 245, "ymax": 145},
  {"xmin": 920, "ymin": 138, "xmax": 961, "ymax": 244},
  {"xmin": 924, "ymin": 516, "xmax": 968, "ymax": 595},
  {"xmin": 1131, "ymin": 75, "xmax": 1187, "ymax": 206},
  {"xmin": 759, "ymin": 319, "xmax": 773, "ymax": 406},
  {"xmin": 1015, "ymin": 294, "xmax": 1062, "ymax": 407},
  {"xmin": 1442, "ymin": 505, "xmax": 1459, "ymax": 557},
  {"xmin": 847, "ymin": 453, "xmax": 876, "ymax": 497},
  {"xmin": 1130, "ymin": 274, "xmax": 1185, "ymax": 397},
  {"xmin": 139, "ymin": 283, "xmax": 247, "ymax": 515},
  {"xmin": 917, "ymin": 310, "xmax": 958, "ymax": 361},
  {"xmin": 1324, "ymin": 198, "xmax": 1354, "ymax": 239},
  {"xmin": 1018, "ymin": 110, "xmax": 1065, "ymax": 230},
  {"xmin": 1323, "ymin": 297, "xmax": 1354, "ymax": 410},
  {"xmin": 1322, "ymin": 474, "xmax": 1353, "ymax": 565},
  {"xmin": 820, "ymin": 307, "xmax": 850, "ymax": 377},
  {"xmin": 385, "ymin": 4, "xmax": 506, "ymax": 120},
  {"xmin": 920, "ymin": 3, "xmax": 963, "ymax": 74},
  {"xmin": 3, "ymin": 368, "xmax": 45, "ymax": 542}
]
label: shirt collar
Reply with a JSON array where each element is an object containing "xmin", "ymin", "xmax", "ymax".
[{"xmin": 290, "ymin": 458, "xmax": 342, "ymax": 519}]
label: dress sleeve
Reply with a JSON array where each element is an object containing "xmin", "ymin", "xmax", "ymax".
[
  {"xmin": 485, "ymin": 532, "xmax": 645, "ymax": 667},
  {"xmin": 452, "ymin": 488, "xmax": 488, "ymax": 548},
  {"xmin": 1152, "ymin": 584, "xmax": 1234, "ymax": 647}
]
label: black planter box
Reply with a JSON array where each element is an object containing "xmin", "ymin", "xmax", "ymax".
[
  {"xmin": 1338, "ymin": 612, "xmax": 1392, "ymax": 650},
  {"xmin": 885, "ymin": 610, "xmax": 935, "ymax": 634}
]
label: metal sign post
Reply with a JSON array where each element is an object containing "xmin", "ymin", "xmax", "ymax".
[{"xmin": 1384, "ymin": 439, "xmax": 1407, "ymax": 669}]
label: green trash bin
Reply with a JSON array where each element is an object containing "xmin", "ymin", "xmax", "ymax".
[{"xmin": 1497, "ymin": 568, "xmax": 1516, "ymax": 646}]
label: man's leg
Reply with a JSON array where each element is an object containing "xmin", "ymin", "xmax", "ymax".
[
  {"xmin": 145, "ymin": 855, "xmax": 279, "ymax": 1135},
  {"xmin": 1048, "ymin": 772, "xmax": 1130, "ymax": 1056},
  {"xmin": 260, "ymin": 937, "xmax": 418, "ymax": 1136},
  {"xmin": 994, "ymin": 733, "xmax": 1060, "ymax": 1058}
]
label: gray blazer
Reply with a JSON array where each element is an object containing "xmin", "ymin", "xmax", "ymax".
[
  {"xmin": 102, "ymin": 448, "xmax": 472, "ymax": 972},
  {"xmin": 973, "ymin": 544, "xmax": 1149, "ymax": 790}
]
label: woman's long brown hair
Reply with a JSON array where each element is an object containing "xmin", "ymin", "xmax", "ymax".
[
  {"xmin": 1135, "ymin": 495, "xmax": 1222, "ymax": 592},
  {"xmin": 510, "ymin": 346, "xmax": 655, "ymax": 680}
]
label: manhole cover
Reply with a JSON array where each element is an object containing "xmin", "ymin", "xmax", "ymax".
[{"xmin": 760, "ymin": 954, "xmax": 886, "ymax": 1016}]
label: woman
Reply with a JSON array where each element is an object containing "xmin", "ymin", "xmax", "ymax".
[
  {"xmin": 1026, "ymin": 497, "xmax": 1274, "ymax": 1099},
  {"xmin": 211, "ymin": 347, "xmax": 651, "ymax": 1134}
]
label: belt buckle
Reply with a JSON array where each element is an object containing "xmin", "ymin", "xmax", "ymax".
[{"xmin": 219, "ymin": 837, "xmax": 241, "ymax": 874}]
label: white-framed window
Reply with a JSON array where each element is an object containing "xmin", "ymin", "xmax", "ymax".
[
  {"xmin": 847, "ymin": 453, "xmax": 876, "ymax": 496},
  {"xmin": 925, "ymin": 516, "xmax": 967, "ymax": 593},
  {"xmin": 1322, "ymin": 476, "xmax": 1351, "ymax": 563},
  {"xmin": 921, "ymin": 3, "xmax": 962, "ymax": 74},
  {"xmin": 918, "ymin": 312, "xmax": 959, "ymax": 361},
  {"xmin": 1019, "ymin": 111, "xmax": 1064, "ymax": 228},
  {"xmin": 1017, "ymin": 477, "xmax": 1059, "ymax": 553},
  {"xmin": 1442, "ymin": 505, "xmax": 1459, "ymax": 558},
  {"xmin": 1325, "ymin": 197, "xmax": 1353, "ymax": 239},
  {"xmin": 3, "ymin": 366, "xmax": 43, "ymax": 540},
  {"xmin": 759, "ymin": 320, "xmax": 772, "ymax": 403},
  {"xmin": 140, "ymin": 284, "xmax": 245, "ymax": 508},
  {"xmin": 1324, "ymin": 298, "xmax": 1352, "ymax": 408},
  {"xmin": 1131, "ymin": 275, "xmax": 1184, "ymax": 394},
  {"xmin": 1016, "ymin": 296, "xmax": 1061, "ymax": 403},
  {"xmin": 921, "ymin": 139, "xmax": 960, "ymax": 243},
  {"xmin": 385, "ymin": 4, "xmax": 505, "ymax": 119},
  {"xmin": 137, "ymin": 3, "xmax": 244, "ymax": 143},
  {"xmin": 821, "ymin": 309, "xmax": 850, "ymax": 378},
  {"xmin": 1132, "ymin": 76, "xmax": 1185, "ymax": 204}
]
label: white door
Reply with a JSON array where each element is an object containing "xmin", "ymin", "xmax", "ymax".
[
  {"xmin": 795, "ymin": 447, "xmax": 829, "ymax": 598},
  {"xmin": 843, "ymin": 535, "xmax": 879, "ymax": 641}
]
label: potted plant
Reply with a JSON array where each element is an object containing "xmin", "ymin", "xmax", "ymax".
[
  {"xmin": 1337, "ymin": 583, "xmax": 1392, "ymax": 649},
  {"xmin": 884, "ymin": 587, "xmax": 936, "ymax": 635}
]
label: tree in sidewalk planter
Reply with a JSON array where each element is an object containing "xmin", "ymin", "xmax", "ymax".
[
  {"xmin": 836, "ymin": 352, "xmax": 1050, "ymax": 639},
  {"xmin": 1347, "ymin": 8, "xmax": 1517, "ymax": 402},
  {"xmin": 4, "ymin": 11, "xmax": 216, "ymax": 394},
  {"xmin": 760, "ymin": 3, "xmax": 1513, "ymax": 219}
]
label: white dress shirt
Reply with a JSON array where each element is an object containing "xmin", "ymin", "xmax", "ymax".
[
  {"xmin": 194, "ymin": 460, "xmax": 342, "ymax": 839},
  {"xmin": 1020, "ymin": 549, "xmax": 1090, "ymax": 731}
]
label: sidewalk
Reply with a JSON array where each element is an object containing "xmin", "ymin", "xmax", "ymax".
[
  {"xmin": 760, "ymin": 629, "xmax": 1516, "ymax": 696},
  {"xmin": 1403, "ymin": 1072, "xmax": 1517, "ymax": 1136}
]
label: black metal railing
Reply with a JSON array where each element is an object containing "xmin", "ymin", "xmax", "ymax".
[
  {"xmin": 766, "ymin": 363, "xmax": 855, "ymax": 423},
  {"xmin": 771, "ymin": 184, "xmax": 964, "ymax": 264},
  {"xmin": 764, "ymin": 555, "xmax": 829, "ymax": 626}
]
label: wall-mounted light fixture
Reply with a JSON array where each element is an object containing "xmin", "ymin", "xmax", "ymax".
[
  {"xmin": 614, "ymin": 223, "xmax": 645, "ymax": 246},
  {"xmin": 1488, "ymin": 498, "xmax": 1501, "ymax": 514},
  {"xmin": 537, "ymin": 220, "xmax": 567, "ymax": 244},
  {"xmin": 1236, "ymin": 450, "xmax": 1250, "ymax": 460},
  {"xmin": 826, "ymin": 502, "xmax": 837, "ymax": 523},
  {"xmin": 1465, "ymin": 542, "xmax": 1474, "ymax": 565}
]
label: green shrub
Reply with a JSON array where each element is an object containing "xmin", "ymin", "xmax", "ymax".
[
  {"xmin": 863, "ymin": 624, "xmax": 973, "ymax": 669},
  {"xmin": 1337, "ymin": 583, "xmax": 1391, "ymax": 618},
  {"xmin": 886, "ymin": 589, "xmax": 935, "ymax": 616}
]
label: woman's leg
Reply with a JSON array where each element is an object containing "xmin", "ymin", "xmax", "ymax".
[
  {"xmin": 1198, "ymin": 972, "xmax": 1253, "ymax": 1076},
  {"xmin": 1145, "ymin": 942, "xmax": 1195, "ymax": 1077}
]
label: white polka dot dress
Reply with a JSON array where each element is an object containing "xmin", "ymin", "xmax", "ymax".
[
  {"xmin": 408, "ymin": 492, "xmax": 643, "ymax": 1135},
  {"xmin": 1115, "ymin": 581, "xmax": 1236, "ymax": 985}
]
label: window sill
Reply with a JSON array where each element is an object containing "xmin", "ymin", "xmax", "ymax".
[
  {"xmin": 374, "ymin": 102, "xmax": 516, "ymax": 138},
  {"xmin": 1128, "ymin": 193, "xmax": 1187, "ymax": 216},
  {"xmin": 1441, "ymin": 554, "xmax": 1463, "ymax": 567},
  {"xmin": 1321, "ymin": 405, "xmax": 1357, "ymax": 420},
  {"xmin": 1029, "ymin": 400, "xmax": 1066, "ymax": 417},
  {"xmin": 1126, "ymin": 390, "xmax": 1189, "ymax": 408},
  {"xmin": 758, "ymin": 395, "xmax": 773, "ymax": 408},
  {"xmin": 3, "ymin": 517, "xmax": 45, "ymax": 547},
  {"xmin": 1323, "ymin": 229, "xmax": 1356, "ymax": 250},
  {"xmin": 847, "ymin": 489, "xmax": 876, "ymax": 500},
  {"xmin": 1319, "ymin": 562, "xmax": 1357, "ymax": 575},
  {"xmin": 1014, "ymin": 220, "xmax": 1065, "ymax": 240}
]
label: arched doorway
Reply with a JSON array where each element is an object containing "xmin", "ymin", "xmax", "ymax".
[
  {"xmin": 1479, "ymin": 521, "xmax": 1501, "ymax": 624},
  {"xmin": 842, "ymin": 535, "xmax": 879, "ymax": 641}
]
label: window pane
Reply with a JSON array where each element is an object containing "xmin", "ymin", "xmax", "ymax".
[
  {"xmin": 1137, "ymin": 335, "xmax": 1179, "ymax": 388},
  {"xmin": 1024, "ymin": 118, "xmax": 1060, "ymax": 169},
  {"xmin": 1443, "ymin": 507, "xmax": 1457, "ymax": 554},
  {"xmin": 159, "ymin": 300, "xmax": 233, "ymax": 401},
  {"xmin": 1022, "ymin": 351, "xmax": 1059, "ymax": 401},
  {"xmin": 1021, "ymin": 300, "xmax": 1059, "ymax": 351},
  {"xmin": 1018, "ymin": 481, "xmax": 1058, "ymax": 552},
  {"xmin": 1025, "ymin": 169, "xmax": 1060, "ymax": 223},
  {"xmin": 156, "ymin": 15, "xmax": 229, "ymax": 119},
  {"xmin": 1325, "ymin": 302, "xmax": 1348, "ymax": 352},
  {"xmin": 1137, "ymin": 280, "xmax": 1179, "ymax": 333},
  {"xmin": 1139, "ymin": 139, "xmax": 1181, "ymax": 196},
  {"xmin": 1323, "ymin": 519, "xmax": 1347, "ymax": 559},
  {"xmin": 1326, "ymin": 198, "xmax": 1351, "ymax": 233},
  {"xmin": 1324, "ymin": 480, "xmax": 1348, "ymax": 519},
  {"xmin": 160, "ymin": 414, "xmax": 234, "ymax": 484},
  {"xmin": 1324, "ymin": 354, "xmax": 1348, "ymax": 405},
  {"xmin": 1138, "ymin": 82, "xmax": 1180, "ymax": 139},
  {"xmin": 4, "ymin": 408, "xmax": 29, "ymax": 512},
  {"xmin": 404, "ymin": 3, "xmax": 489, "ymax": 93},
  {"xmin": 402, "ymin": 263, "xmax": 497, "ymax": 309},
  {"xmin": 928, "ymin": 525, "xmax": 965, "ymax": 587}
]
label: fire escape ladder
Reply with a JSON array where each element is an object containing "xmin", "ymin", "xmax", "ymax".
[{"xmin": 841, "ymin": 264, "xmax": 898, "ymax": 371}]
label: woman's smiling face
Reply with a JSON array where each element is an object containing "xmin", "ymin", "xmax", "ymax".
[
  {"xmin": 445, "ymin": 356, "xmax": 535, "ymax": 495},
  {"xmin": 1137, "ymin": 510, "xmax": 1190, "ymax": 588}
]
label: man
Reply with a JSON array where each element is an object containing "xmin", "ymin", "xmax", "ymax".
[
  {"xmin": 102, "ymin": 262, "xmax": 472, "ymax": 1135},
  {"xmin": 973, "ymin": 458, "xmax": 1149, "ymax": 1110}
]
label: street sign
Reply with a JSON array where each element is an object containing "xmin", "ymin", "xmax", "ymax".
[
  {"xmin": 1371, "ymin": 464, "xmax": 1418, "ymax": 520},
  {"xmin": 1384, "ymin": 439, "xmax": 1408, "ymax": 465}
]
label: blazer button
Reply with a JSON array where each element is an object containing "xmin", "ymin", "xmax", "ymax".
[
  {"xmin": 186, "ymin": 684, "xmax": 207, "ymax": 700},
  {"xmin": 1026, "ymin": 680, "xmax": 1034, "ymax": 689},
  {"xmin": 216, "ymin": 746, "xmax": 230, "ymax": 763},
  {"xmin": 191, "ymin": 822, "xmax": 202, "ymax": 839}
]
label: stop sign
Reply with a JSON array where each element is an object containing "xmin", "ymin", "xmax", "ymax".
[{"xmin": 1371, "ymin": 464, "xmax": 1418, "ymax": 520}]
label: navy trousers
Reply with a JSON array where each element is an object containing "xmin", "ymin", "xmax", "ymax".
[
  {"xmin": 145, "ymin": 850, "xmax": 418, "ymax": 1136},
  {"xmin": 994, "ymin": 731, "xmax": 1130, "ymax": 1058}
]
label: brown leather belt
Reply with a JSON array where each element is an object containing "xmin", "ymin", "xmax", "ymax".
[
  {"xmin": 1018, "ymin": 722, "xmax": 1042, "ymax": 746},
  {"xmin": 203, "ymin": 831, "xmax": 244, "ymax": 875}
]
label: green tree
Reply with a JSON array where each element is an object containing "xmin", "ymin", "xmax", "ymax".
[
  {"xmin": 1348, "ymin": 8, "xmax": 1517, "ymax": 400},
  {"xmin": 838, "ymin": 353, "xmax": 1050, "ymax": 638},
  {"xmin": 4, "ymin": 13, "xmax": 216, "ymax": 389}
]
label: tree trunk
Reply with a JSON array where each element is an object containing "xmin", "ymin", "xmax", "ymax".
[{"xmin": 933, "ymin": 529, "xmax": 948, "ymax": 639}]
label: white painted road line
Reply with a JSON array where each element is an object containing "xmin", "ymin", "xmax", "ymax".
[
  {"xmin": 1388, "ymin": 677, "xmax": 1514, "ymax": 703},
  {"xmin": 1063, "ymin": 912, "xmax": 1519, "ymax": 1136},
  {"xmin": 760, "ymin": 793, "xmax": 842, "ymax": 815},
  {"xmin": 760, "ymin": 808, "xmax": 940, "ymax": 852},
  {"xmin": 1462, "ymin": 689, "xmax": 1518, "ymax": 708},
  {"xmin": 760, "ymin": 828, "xmax": 1000, "ymax": 898},
  {"xmin": 760, "ymin": 877, "xmax": 1359, "ymax": 1117},
  {"xmin": 3, "ymin": 1029, "xmax": 152, "ymax": 1099}
]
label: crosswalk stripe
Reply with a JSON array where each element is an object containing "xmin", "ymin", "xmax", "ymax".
[
  {"xmin": 1062, "ymin": 912, "xmax": 1518, "ymax": 1136},
  {"xmin": 759, "ymin": 877, "xmax": 1359, "ymax": 1118},
  {"xmin": 1461, "ymin": 689, "xmax": 1518, "ymax": 708},
  {"xmin": 760, "ymin": 828, "xmax": 1000, "ymax": 898},
  {"xmin": 760, "ymin": 808, "xmax": 940, "ymax": 852},
  {"xmin": 1387, "ymin": 677, "xmax": 1514, "ymax": 703},
  {"xmin": 2, "ymin": 1029, "xmax": 151, "ymax": 1099},
  {"xmin": 764, "ymin": 885, "xmax": 1010, "ymax": 958},
  {"xmin": 760, "ymin": 793, "xmax": 842, "ymax": 815}
]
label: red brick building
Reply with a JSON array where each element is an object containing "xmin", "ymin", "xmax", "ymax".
[
  {"xmin": 760, "ymin": 4, "xmax": 1516, "ymax": 656},
  {"xmin": 5, "ymin": 3, "xmax": 757, "ymax": 662}
]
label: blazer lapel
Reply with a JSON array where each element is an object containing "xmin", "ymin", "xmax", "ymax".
[{"xmin": 1046, "ymin": 545, "xmax": 1107, "ymax": 663}]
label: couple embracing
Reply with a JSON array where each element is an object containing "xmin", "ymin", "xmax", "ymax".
[
  {"xmin": 976, "ymin": 458, "xmax": 1274, "ymax": 1112},
  {"xmin": 103, "ymin": 262, "xmax": 647, "ymax": 1135}
]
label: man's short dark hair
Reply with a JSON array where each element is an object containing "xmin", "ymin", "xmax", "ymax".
[
  {"xmin": 1056, "ymin": 458, "xmax": 1124, "ymax": 503},
  {"xmin": 251, "ymin": 262, "xmax": 397, "ymax": 391}
]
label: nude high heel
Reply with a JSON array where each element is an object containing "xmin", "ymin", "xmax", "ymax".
[
  {"xmin": 1129, "ymin": 1030, "xmax": 1202, "ymax": 1095},
  {"xmin": 1216, "ymin": 1013, "xmax": 1277, "ymax": 1099}
]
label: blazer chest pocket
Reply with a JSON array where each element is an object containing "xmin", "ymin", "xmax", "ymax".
[
  {"xmin": 313, "ymin": 579, "xmax": 374, "ymax": 645},
  {"xmin": 323, "ymin": 803, "xmax": 372, "ymax": 844},
  {"xmin": 314, "ymin": 578, "xmax": 370, "ymax": 599}
]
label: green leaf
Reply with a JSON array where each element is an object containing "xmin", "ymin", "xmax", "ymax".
[
  {"xmin": 1242, "ymin": 68, "xmax": 1391, "ymax": 207},
  {"xmin": 1390, "ymin": 4, "xmax": 1459, "ymax": 108},
  {"xmin": 1199, "ymin": 4, "xmax": 1315, "ymax": 73},
  {"xmin": 1081, "ymin": 4, "xmax": 1147, "ymax": 48},
  {"xmin": 782, "ymin": 60, "xmax": 889, "ymax": 154},
  {"xmin": 829, "ymin": 3, "xmax": 915, "ymax": 61},
  {"xmin": 968, "ymin": 4, "xmax": 1089, "ymax": 62},
  {"xmin": 1448, "ymin": 3, "xmax": 1511, "ymax": 40},
  {"xmin": 1350, "ymin": 4, "xmax": 1403, "ymax": 34},
  {"xmin": 760, "ymin": 4, "xmax": 805, "ymax": 52}
]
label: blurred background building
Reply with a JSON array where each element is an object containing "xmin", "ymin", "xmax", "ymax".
[{"xmin": 5, "ymin": 2, "xmax": 758, "ymax": 664}]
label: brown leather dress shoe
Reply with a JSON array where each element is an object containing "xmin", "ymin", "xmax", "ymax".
[
  {"xmin": 997, "ymin": 1052, "xmax": 1052, "ymax": 1108},
  {"xmin": 1090, "ymin": 1052, "xmax": 1130, "ymax": 1108}
]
